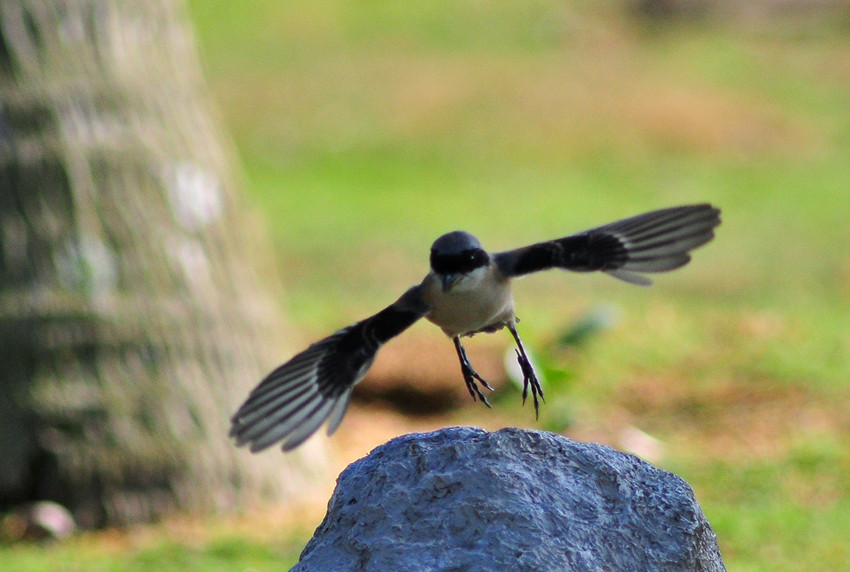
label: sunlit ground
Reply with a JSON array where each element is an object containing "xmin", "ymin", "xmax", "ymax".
[{"xmin": 5, "ymin": 2, "xmax": 850, "ymax": 570}]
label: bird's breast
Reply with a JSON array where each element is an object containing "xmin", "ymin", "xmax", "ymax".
[{"xmin": 422, "ymin": 269, "xmax": 515, "ymax": 338}]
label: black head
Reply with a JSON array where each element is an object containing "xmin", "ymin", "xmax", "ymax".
[{"xmin": 430, "ymin": 231, "xmax": 489, "ymax": 275}]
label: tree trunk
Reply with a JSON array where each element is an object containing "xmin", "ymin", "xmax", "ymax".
[{"xmin": 0, "ymin": 0, "xmax": 327, "ymax": 528}]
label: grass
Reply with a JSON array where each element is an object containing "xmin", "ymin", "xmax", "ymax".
[
  {"xmin": 1, "ymin": 511, "xmax": 309, "ymax": 571},
  {"xmin": 5, "ymin": 1, "xmax": 850, "ymax": 570}
]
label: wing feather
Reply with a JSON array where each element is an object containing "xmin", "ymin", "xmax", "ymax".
[
  {"xmin": 495, "ymin": 204, "xmax": 720, "ymax": 285},
  {"xmin": 230, "ymin": 285, "xmax": 429, "ymax": 452}
]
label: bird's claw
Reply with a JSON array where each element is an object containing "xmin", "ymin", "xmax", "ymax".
[
  {"xmin": 460, "ymin": 362, "xmax": 493, "ymax": 408},
  {"xmin": 516, "ymin": 349, "xmax": 544, "ymax": 419}
]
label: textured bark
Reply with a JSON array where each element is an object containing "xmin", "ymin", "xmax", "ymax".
[
  {"xmin": 0, "ymin": 0, "xmax": 326, "ymax": 527},
  {"xmin": 295, "ymin": 428, "xmax": 726, "ymax": 571}
]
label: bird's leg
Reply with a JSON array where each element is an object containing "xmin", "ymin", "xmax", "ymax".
[
  {"xmin": 507, "ymin": 322, "xmax": 545, "ymax": 419},
  {"xmin": 453, "ymin": 336, "xmax": 494, "ymax": 408}
]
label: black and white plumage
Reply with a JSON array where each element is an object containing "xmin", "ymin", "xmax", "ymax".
[{"xmin": 230, "ymin": 203, "xmax": 721, "ymax": 452}]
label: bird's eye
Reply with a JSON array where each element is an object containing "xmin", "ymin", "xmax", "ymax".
[{"xmin": 466, "ymin": 251, "xmax": 486, "ymax": 266}]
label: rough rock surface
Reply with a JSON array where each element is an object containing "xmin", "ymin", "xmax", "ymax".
[{"xmin": 294, "ymin": 427, "xmax": 726, "ymax": 572}]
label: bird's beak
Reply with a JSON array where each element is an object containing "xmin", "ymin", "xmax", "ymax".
[{"xmin": 441, "ymin": 273, "xmax": 459, "ymax": 292}]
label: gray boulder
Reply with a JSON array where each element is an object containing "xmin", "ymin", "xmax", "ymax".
[{"xmin": 294, "ymin": 427, "xmax": 725, "ymax": 571}]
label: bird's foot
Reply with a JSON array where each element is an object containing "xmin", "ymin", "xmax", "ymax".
[
  {"xmin": 516, "ymin": 349, "xmax": 545, "ymax": 419},
  {"xmin": 460, "ymin": 361, "xmax": 494, "ymax": 408}
]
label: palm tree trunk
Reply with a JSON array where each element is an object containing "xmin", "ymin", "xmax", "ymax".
[{"xmin": 0, "ymin": 0, "xmax": 327, "ymax": 527}]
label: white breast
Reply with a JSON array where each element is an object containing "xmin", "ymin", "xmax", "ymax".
[{"xmin": 422, "ymin": 266, "xmax": 515, "ymax": 338}]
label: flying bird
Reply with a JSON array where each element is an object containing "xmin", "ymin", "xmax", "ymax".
[{"xmin": 230, "ymin": 203, "xmax": 721, "ymax": 452}]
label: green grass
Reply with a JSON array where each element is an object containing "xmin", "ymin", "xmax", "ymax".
[
  {"xmin": 1, "ymin": 533, "xmax": 305, "ymax": 571},
  {"xmin": 6, "ymin": 1, "xmax": 850, "ymax": 570}
]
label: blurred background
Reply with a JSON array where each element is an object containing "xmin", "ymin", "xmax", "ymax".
[{"xmin": 2, "ymin": 0, "xmax": 850, "ymax": 570}]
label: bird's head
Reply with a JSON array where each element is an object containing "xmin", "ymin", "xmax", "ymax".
[{"xmin": 430, "ymin": 231, "xmax": 490, "ymax": 292}]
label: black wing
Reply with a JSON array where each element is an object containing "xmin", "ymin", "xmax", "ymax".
[
  {"xmin": 230, "ymin": 285, "xmax": 429, "ymax": 452},
  {"xmin": 494, "ymin": 204, "xmax": 721, "ymax": 286}
]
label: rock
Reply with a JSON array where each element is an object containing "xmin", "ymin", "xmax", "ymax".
[
  {"xmin": 294, "ymin": 427, "xmax": 725, "ymax": 572},
  {"xmin": 1, "ymin": 501, "xmax": 76, "ymax": 542}
]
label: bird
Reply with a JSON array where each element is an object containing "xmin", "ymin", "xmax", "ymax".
[{"xmin": 230, "ymin": 203, "xmax": 721, "ymax": 452}]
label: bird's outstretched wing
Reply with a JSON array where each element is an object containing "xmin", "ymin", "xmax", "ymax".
[
  {"xmin": 494, "ymin": 204, "xmax": 721, "ymax": 286},
  {"xmin": 230, "ymin": 285, "xmax": 430, "ymax": 452}
]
